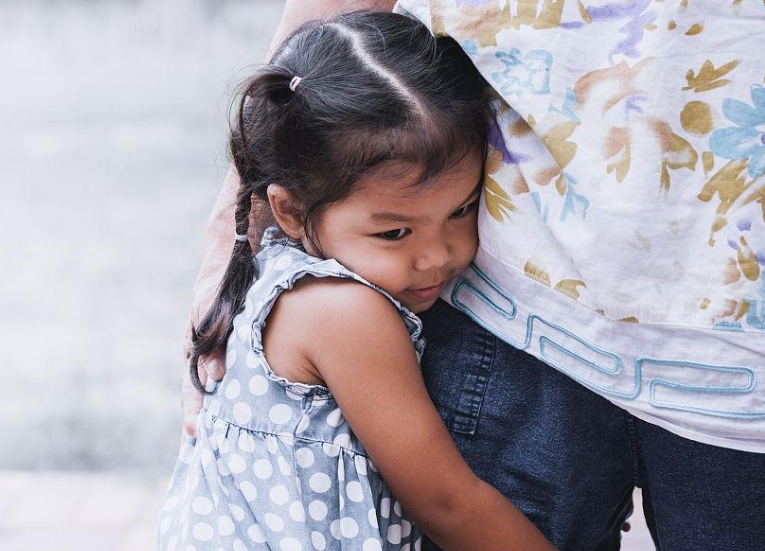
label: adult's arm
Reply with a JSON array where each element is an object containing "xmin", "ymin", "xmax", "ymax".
[{"xmin": 182, "ymin": 0, "xmax": 396, "ymax": 436}]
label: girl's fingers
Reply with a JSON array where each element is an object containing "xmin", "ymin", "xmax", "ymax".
[
  {"xmin": 181, "ymin": 374, "xmax": 204, "ymax": 437},
  {"xmin": 203, "ymin": 349, "xmax": 226, "ymax": 382},
  {"xmin": 180, "ymin": 349, "xmax": 226, "ymax": 437}
]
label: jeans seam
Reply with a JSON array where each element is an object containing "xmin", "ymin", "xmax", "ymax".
[
  {"xmin": 624, "ymin": 413, "xmax": 642, "ymax": 486},
  {"xmin": 631, "ymin": 418, "xmax": 663, "ymax": 550},
  {"xmin": 447, "ymin": 328, "xmax": 495, "ymax": 435}
]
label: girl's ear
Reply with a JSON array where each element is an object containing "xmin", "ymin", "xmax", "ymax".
[{"xmin": 267, "ymin": 184, "xmax": 304, "ymax": 240}]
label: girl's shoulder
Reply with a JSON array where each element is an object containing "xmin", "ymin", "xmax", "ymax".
[
  {"xmin": 254, "ymin": 230, "xmax": 423, "ymax": 346},
  {"xmin": 262, "ymin": 273, "xmax": 416, "ymax": 386},
  {"xmin": 279, "ymin": 275, "xmax": 403, "ymax": 330},
  {"xmin": 252, "ymin": 237, "xmax": 423, "ymax": 386}
]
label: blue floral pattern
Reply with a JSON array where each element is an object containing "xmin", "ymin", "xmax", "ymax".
[
  {"xmin": 395, "ymin": 0, "xmax": 765, "ymax": 451},
  {"xmin": 710, "ymin": 85, "xmax": 765, "ymax": 178}
]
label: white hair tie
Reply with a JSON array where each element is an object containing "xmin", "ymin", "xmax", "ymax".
[
  {"xmin": 234, "ymin": 233, "xmax": 249, "ymax": 242},
  {"xmin": 289, "ymin": 76, "xmax": 302, "ymax": 92}
]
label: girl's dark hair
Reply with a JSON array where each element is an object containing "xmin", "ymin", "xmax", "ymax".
[{"xmin": 189, "ymin": 11, "xmax": 491, "ymax": 391}]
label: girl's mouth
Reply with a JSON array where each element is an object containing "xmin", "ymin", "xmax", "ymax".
[{"xmin": 407, "ymin": 282, "xmax": 445, "ymax": 301}]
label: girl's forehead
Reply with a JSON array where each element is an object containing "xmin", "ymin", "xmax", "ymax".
[
  {"xmin": 354, "ymin": 153, "xmax": 483, "ymax": 198},
  {"xmin": 357, "ymin": 160, "xmax": 426, "ymax": 185}
]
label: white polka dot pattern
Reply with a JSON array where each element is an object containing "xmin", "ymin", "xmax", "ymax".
[
  {"xmin": 224, "ymin": 380, "xmax": 240, "ymax": 400},
  {"xmin": 253, "ymin": 459, "xmax": 273, "ymax": 480},
  {"xmin": 308, "ymin": 500, "xmax": 328, "ymax": 522},
  {"xmin": 157, "ymin": 230, "xmax": 423, "ymax": 550},
  {"xmin": 218, "ymin": 515, "xmax": 235, "ymax": 536}
]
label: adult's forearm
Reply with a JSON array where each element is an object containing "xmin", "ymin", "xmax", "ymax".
[{"xmin": 190, "ymin": 168, "xmax": 239, "ymax": 324}]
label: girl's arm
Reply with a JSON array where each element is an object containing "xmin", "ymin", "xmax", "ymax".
[
  {"xmin": 280, "ymin": 279, "xmax": 558, "ymax": 551},
  {"xmin": 182, "ymin": 0, "xmax": 397, "ymax": 435}
]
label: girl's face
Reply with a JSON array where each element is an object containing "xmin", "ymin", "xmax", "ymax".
[{"xmin": 307, "ymin": 151, "xmax": 483, "ymax": 313}]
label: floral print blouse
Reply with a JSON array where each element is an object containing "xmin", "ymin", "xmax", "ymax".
[{"xmin": 398, "ymin": 0, "xmax": 765, "ymax": 452}]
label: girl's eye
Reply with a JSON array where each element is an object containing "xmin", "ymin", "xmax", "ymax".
[
  {"xmin": 450, "ymin": 199, "xmax": 479, "ymax": 219},
  {"xmin": 376, "ymin": 228, "xmax": 410, "ymax": 241}
]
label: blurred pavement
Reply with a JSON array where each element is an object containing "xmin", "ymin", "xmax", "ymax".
[{"xmin": 0, "ymin": 470, "xmax": 654, "ymax": 551}]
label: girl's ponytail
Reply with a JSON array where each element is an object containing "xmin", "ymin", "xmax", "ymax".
[
  {"xmin": 187, "ymin": 68, "xmax": 293, "ymax": 393},
  {"xmin": 187, "ymin": 183, "xmax": 258, "ymax": 393}
]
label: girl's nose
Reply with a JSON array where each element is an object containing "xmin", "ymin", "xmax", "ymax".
[{"xmin": 414, "ymin": 239, "xmax": 452, "ymax": 271}]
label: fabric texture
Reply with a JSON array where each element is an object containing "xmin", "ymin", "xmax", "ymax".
[
  {"xmin": 396, "ymin": 0, "xmax": 765, "ymax": 451},
  {"xmin": 159, "ymin": 228, "xmax": 423, "ymax": 550},
  {"xmin": 419, "ymin": 299, "xmax": 765, "ymax": 551}
]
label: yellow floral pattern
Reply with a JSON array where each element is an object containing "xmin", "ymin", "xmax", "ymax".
[
  {"xmin": 398, "ymin": 0, "xmax": 765, "ymax": 450},
  {"xmin": 401, "ymin": 0, "xmax": 765, "ymax": 333}
]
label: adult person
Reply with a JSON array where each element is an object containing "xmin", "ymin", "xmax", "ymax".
[{"xmin": 182, "ymin": 1, "xmax": 765, "ymax": 550}]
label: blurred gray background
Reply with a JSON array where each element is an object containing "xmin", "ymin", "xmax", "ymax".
[
  {"xmin": 1, "ymin": 0, "xmax": 283, "ymax": 472},
  {"xmin": 0, "ymin": 0, "xmax": 284, "ymax": 548},
  {"xmin": 0, "ymin": 1, "xmax": 653, "ymax": 549}
]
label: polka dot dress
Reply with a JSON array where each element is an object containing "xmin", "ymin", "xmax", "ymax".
[{"xmin": 159, "ymin": 227, "xmax": 424, "ymax": 551}]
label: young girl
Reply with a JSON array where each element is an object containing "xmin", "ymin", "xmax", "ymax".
[{"xmin": 159, "ymin": 12, "xmax": 556, "ymax": 551}]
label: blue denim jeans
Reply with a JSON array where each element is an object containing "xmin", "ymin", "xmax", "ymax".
[{"xmin": 419, "ymin": 300, "xmax": 765, "ymax": 551}]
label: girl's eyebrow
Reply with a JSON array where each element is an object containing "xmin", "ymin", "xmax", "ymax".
[
  {"xmin": 464, "ymin": 181, "xmax": 483, "ymax": 202},
  {"xmin": 370, "ymin": 211, "xmax": 422, "ymax": 224},
  {"xmin": 456, "ymin": 181, "xmax": 483, "ymax": 209},
  {"xmin": 370, "ymin": 181, "xmax": 483, "ymax": 224}
]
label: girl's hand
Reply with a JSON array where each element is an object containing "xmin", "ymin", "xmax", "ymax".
[{"xmin": 181, "ymin": 349, "xmax": 225, "ymax": 437}]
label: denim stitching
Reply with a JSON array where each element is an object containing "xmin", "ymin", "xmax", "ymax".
[{"xmin": 447, "ymin": 328, "xmax": 494, "ymax": 435}]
